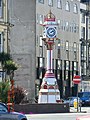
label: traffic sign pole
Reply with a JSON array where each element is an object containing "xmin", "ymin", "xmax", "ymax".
[
  {"xmin": 77, "ymin": 84, "xmax": 79, "ymax": 112},
  {"xmin": 73, "ymin": 75, "xmax": 81, "ymax": 112}
]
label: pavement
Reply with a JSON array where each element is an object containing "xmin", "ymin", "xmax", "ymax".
[{"xmin": 70, "ymin": 107, "xmax": 90, "ymax": 113}]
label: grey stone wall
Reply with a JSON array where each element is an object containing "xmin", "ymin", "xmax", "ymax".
[
  {"xmin": 8, "ymin": 0, "xmax": 36, "ymax": 100},
  {"xmin": 14, "ymin": 103, "xmax": 70, "ymax": 114}
]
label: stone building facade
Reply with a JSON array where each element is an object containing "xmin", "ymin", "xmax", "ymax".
[
  {"xmin": 36, "ymin": 0, "xmax": 80, "ymax": 98},
  {"xmin": 0, "ymin": 0, "xmax": 9, "ymax": 82}
]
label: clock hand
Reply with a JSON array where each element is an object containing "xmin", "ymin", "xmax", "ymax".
[{"xmin": 49, "ymin": 29, "xmax": 54, "ymax": 34}]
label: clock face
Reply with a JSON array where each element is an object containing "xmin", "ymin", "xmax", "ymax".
[{"xmin": 46, "ymin": 27, "xmax": 57, "ymax": 38}]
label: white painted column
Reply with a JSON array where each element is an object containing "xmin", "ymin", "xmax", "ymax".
[{"xmin": 46, "ymin": 49, "xmax": 53, "ymax": 73}]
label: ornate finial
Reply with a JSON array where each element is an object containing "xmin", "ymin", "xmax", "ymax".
[
  {"xmin": 44, "ymin": 10, "xmax": 55, "ymax": 21},
  {"xmin": 48, "ymin": 9, "xmax": 52, "ymax": 19}
]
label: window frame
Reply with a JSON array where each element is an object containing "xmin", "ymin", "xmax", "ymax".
[
  {"xmin": 65, "ymin": 21, "xmax": 69, "ymax": 31},
  {"xmin": 65, "ymin": 1, "xmax": 70, "ymax": 11},
  {"xmin": 38, "ymin": 0, "xmax": 44, "ymax": 4},
  {"xmin": 66, "ymin": 60, "xmax": 69, "ymax": 70},
  {"xmin": 57, "ymin": 39, "xmax": 61, "ymax": 58},
  {"xmin": 48, "ymin": 0, "xmax": 53, "ymax": 6},
  {"xmin": 0, "ymin": 33, "xmax": 3, "ymax": 52},
  {"xmin": 73, "ymin": 42, "xmax": 77, "ymax": 52},
  {"xmin": 81, "ymin": 13, "xmax": 85, "ymax": 23},
  {"xmin": 57, "ymin": 0, "xmax": 62, "ymax": 9},
  {"xmin": 0, "ymin": 0, "xmax": 3, "ymax": 18},
  {"xmin": 81, "ymin": 26, "xmax": 85, "ymax": 39},
  {"xmin": 73, "ymin": 3, "xmax": 78, "ymax": 14},
  {"xmin": 65, "ymin": 41, "xmax": 69, "ymax": 51},
  {"xmin": 39, "ymin": 14, "xmax": 43, "ymax": 25}
]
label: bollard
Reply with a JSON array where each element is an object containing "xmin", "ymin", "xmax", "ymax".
[{"xmin": 74, "ymin": 99, "xmax": 78, "ymax": 109}]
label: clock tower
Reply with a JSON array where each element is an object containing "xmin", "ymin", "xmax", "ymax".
[{"xmin": 38, "ymin": 10, "xmax": 60, "ymax": 103}]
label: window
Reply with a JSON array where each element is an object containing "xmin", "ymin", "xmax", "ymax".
[
  {"xmin": 57, "ymin": 39, "xmax": 61, "ymax": 58},
  {"xmin": 76, "ymin": 24, "xmax": 79, "ymax": 33},
  {"xmin": 57, "ymin": 70, "xmax": 60, "ymax": 79},
  {"xmin": 0, "ymin": 0, "xmax": 2, "ymax": 7},
  {"xmin": 38, "ymin": 0, "xmax": 44, "ymax": 4},
  {"xmin": 63, "ymin": 21, "xmax": 66, "ymax": 31},
  {"xmin": 73, "ymin": 23, "xmax": 76, "ymax": 33},
  {"xmin": 0, "ymin": 104, "xmax": 8, "ymax": 112},
  {"xmin": 57, "ymin": 20, "xmax": 61, "ymax": 29},
  {"xmin": 39, "ymin": 46, "xmax": 43, "ymax": 57},
  {"xmin": 57, "ymin": 48, "xmax": 60, "ymax": 58},
  {"xmin": 66, "ymin": 50, "xmax": 69, "ymax": 59},
  {"xmin": 57, "ymin": 60, "xmax": 62, "ymax": 70},
  {"xmin": 73, "ymin": 42, "xmax": 77, "ymax": 52},
  {"xmin": 40, "ymin": 57, "xmax": 43, "ymax": 67},
  {"xmin": 56, "ymin": 60, "xmax": 62, "ymax": 79},
  {"xmin": 65, "ymin": 1, "xmax": 70, "ymax": 11},
  {"xmin": 73, "ymin": 3, "xmax": 78, "ymax": 13},
  {"xmin": 65, "ymin": 21, "xmax": 69, "ymax": 31},
  {"xmin": 72, "ymin": 23, "xmax": 74, "ymax": 32},
  {"xmin": 37, "ymin": 57, "xmax": 45, "ymax": 79},
  {"xmin": 83, "ymin": 62, "xmax": 86, "ymax": 75},
  {"xmin": 60, "ymin": 20, "xmax": 63, "ymax": 30},
  {"xmin": 81, "ymin": 26, "xmax": 85, "ymax": 39},
  {"xmin": 0, "ymin": 72, "xmax": 2, "ymax": 82},
  {"xmin": 66, "ymin": 60, "xmax": 69, "ymax": 70},
  {"xmin": 72, "ymin": 61, "xmax": 77, "ymax": 72},
  {"xmin": 37, "ymin": 14, "xmax": 43, "ymax": 24},
  {"xmin": 0, "ymin": 71, "xmax": 5, "ymax": 82},
  {"xmin": 74, "ymin": 52, "xmax": 77, "ymax": 61},
  {"xmin": 89, "ymin": 17, "xmax": 90, "ymax": 24},
  {"xmin": 48, "ymin": 0, "xmax": 53, "ymax": 6},
  {"xmin": 0, "ymin": 33, "xmax": 3, "ymax": 52},
  {"xmin": 74, "ymin": 62, "xmax": 77, "ymax": 71},
  {"xmin": 70, "ymin": 23, "xmax": 79, "ymax": 33},
  {"xmin": 81, "ymin": 13, "xmax": 85, "ymax": 23},
  {"xmin": 39, "ymin": 14, "xmax": 43, "ymax": 24},
  {"xmin": 89, "ymin": 28, "xmax": 90, "ymax": 39},
  {"xmin": 52, "ymin": 59, "xmax": 54, "ymax": 70},
  {"xmin": 0, "ymin": 0, "xmax": 2, "ymax": 18},
  {"xmin": 81, "ymin": 45, "xmax": 86, "ymax": 61},
  {"xmin": 56, "ymin": 59, "xmax": 62, "ymax": 70},
  {"xmin": 39, "ymin": 36, "xmax": 43, "ymax": 46},
  {"xmin": 65, "ymin": 71, "xmax": 68, "ymax": 80},
  {"xmin": 69, "ymin": 23, "xmax": 72, "ymax": 32},
  {"xmin": 65, "ymin": 41, "xmax": 69, "ymax": 50},
  {"xmin": 57, "ymin": 0, "xmax": 62, "ymax": 9},
  {"xmin": 65, "ymin": 41, "xmax": 69, "ymax": 59},
  {"xmin": 38, "ymin": 57, "xmax": 44, "ymax": 68},
  {"xmin": 84, "ymin": 46, "xmax": 86, "ymax": 59}
]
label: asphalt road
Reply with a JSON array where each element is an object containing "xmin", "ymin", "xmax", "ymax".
[
  {"xmin": 26, "ymin": 107, "xmax": 90, "ymax": 120},
  {"xmin": 26, "ymin": 113, "xmax": 90, "ymax": 120}
]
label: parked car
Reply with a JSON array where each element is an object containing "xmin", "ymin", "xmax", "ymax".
[
  {"xmin": 78, "ymin": 92, "xmax": 90, "ymax": 106},
  {"xmin": 64, "ymin": 97, "xmax": 82, "ymax": 107},
  {"xmin": 0, "ymin": 102, "xmax": 27, "ymax": 120},
  {"xmin": 76, "ymin": 115, "xmax": 90, "ymax": 120}
]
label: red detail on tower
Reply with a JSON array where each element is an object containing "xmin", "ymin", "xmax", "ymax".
[
  {"xmin": 44, "ymin": 72, "xmax": 55, "ymax": 78},
  {"xmin": 43, "ymin": 84, "xmax": 47, "ymax": 89},
  {"xmin": 48, "ymin": 85, "xmax": 54, "ymax": 89}
]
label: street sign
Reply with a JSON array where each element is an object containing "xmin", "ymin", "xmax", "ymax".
[{"xmin": 73, "ymin": 75, "xmax": 81, "ymax": 84}]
